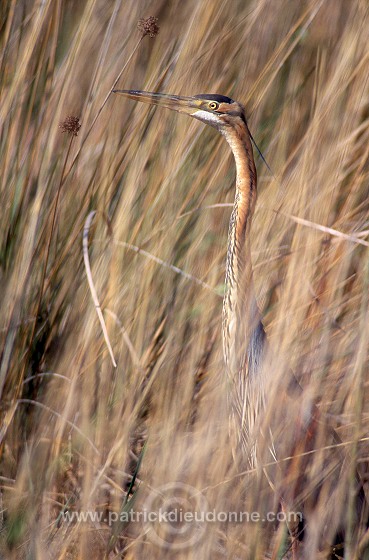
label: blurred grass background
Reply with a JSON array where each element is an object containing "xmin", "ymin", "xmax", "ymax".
[{"xmin": 0, "ymin": 0, "xmax": 369, "ymax": 558}]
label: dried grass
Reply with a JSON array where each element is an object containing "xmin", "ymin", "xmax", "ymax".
[{"xmin": 0, "ymin": 0, "xmax": 368, "ymax": 558}]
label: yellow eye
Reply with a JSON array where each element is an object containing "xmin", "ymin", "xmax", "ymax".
[{"xmin": 208, "ymin": 101, "xmax": 219, "ymax": 111}]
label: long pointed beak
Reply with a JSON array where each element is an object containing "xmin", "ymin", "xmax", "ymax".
[{"xmin": 112, "ymin": 90, "xmax": 201, "ymax": 115}]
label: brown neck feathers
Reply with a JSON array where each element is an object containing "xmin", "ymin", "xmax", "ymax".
[{"xmin": 221, "ymin": 118, "xmax": 261, "ymax": 377}]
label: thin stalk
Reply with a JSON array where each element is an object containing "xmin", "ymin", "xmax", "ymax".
[{"xmin": 63, "ymin": 37, "xmax": 144, "ymax": 182}]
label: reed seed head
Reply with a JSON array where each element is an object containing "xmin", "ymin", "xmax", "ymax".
[
  {"xmin": 138, "ymin": 16, "xmax": 159, "ymax": 38},
  {"xmin": 59, "ymin": 116, "xmax": 81, "ymax": 137}
]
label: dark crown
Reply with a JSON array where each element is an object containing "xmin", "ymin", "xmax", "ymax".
[{"xmin": 194, "ymin": 94, "xmax": 234, "ymax": 104}]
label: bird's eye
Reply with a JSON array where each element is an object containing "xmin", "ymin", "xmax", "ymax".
[{"xmin": 208, "ymin": 101, "xmax": 219, "ymax": 111}]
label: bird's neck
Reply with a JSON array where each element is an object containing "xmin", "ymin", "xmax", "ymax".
[{"xmin": 222, "ymin": 121, "xmax": 262, "ymax": 376}]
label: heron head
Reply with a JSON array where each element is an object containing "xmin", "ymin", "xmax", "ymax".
[{"xmin": 112, "ymin": 90, "xmax": 247, "ymax": 133}]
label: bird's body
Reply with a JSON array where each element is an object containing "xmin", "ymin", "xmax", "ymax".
[{"xmin": 217, "ymin": 101, "xmax": 267, "ymax": 459}]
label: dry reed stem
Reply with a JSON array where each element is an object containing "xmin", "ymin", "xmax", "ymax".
[{"xmin": 83, "ymin": 211, "xmax": 117, "ymax": 367}]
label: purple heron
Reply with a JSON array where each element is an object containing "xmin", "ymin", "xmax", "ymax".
[
  {"xmin": 113, "ymin": 91, "xmax": 266, "ymax": 450},
  {"xmin": 113, "ymin": 90, "xmax": 367, "ymax": 558}
]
